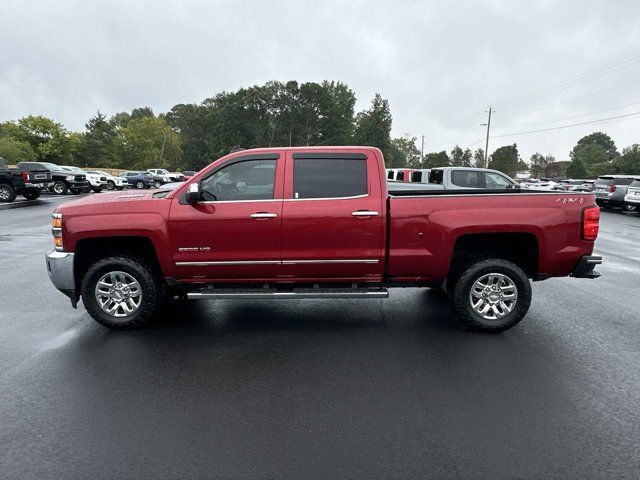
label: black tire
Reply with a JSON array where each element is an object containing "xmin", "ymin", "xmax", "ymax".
[
  {"xmin": 135, "ymin": 181, "xmax": 144, "ymax": 189},
  {"xmin": 23, "ymin": 190, "xmax": 41, "ymax": 201},
  {"xmin": 52, "ymin": 181, "xmax": 68, "ymax": 195},
  {"xmin": 154, "ymin": 180, "xmax": 162, "ymax": 188},
  {"xmin": 449, "ymin": 259, "xmax": 531, "ymax": 333},
  {"xmin": 0, "ymin": 183, "xmax": 17, "ymax": 203},
  {"xmin": 106, "ymin": 180, "xmax": 115, "ymax": 191},
  {"xmin": 81, "ymin": 256, "xmax": 163, "ymax": 329}
]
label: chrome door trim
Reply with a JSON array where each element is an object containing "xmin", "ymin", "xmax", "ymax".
[
  {"xmin": 281, "ymin": 259, "xmax": 379, "ymax": 265},
  {"xmin": 176, "ymin": 259, "xmax": 379, "ymax": 266},
  {"xmin": 284, "ymin": 193, "xmax": 370, "ymax": 202},
  {"xmin": 176, "ymin": 260, "xmax": 281, "ymax": 266}
]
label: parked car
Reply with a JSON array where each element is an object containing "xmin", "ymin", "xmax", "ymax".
[
  {"xmin": 623, "ymin": 178, "xmax": 640, "ymax": 212},
  {"xmin": 183, "ymin": 170, "xmax": 198, "ymax": 178},
  {"xmin": 427, "ymin": 167, "xmax": 519, "ymax": 189},
  {"xmin": 60, "ymin": 166, "xmax": 106, "ymax": 192},
  {"xmin": 147, "ymin": 168, "xmax": 185, "ymax": 182},
  {"xmin": 594, "ymin": 175, "xmax": 636, "ymax": 209},
  {"xmin": 120, "ymin": 171, "xmax": 154, "ymax": 189},
  {"xmin": 46, "ymin": 146, "xmax": 601, "ymax": 333},
  {"xmin": 0, "ymin": 157, "xmax": 53, "ymax": 202},
  {"xmin": 17, "ymin": 161, "xmax": 90, "ymax": 195},
  {"xmin": 86, "ymin": 170, "xmax": 126, "ymax": 191},
  {"xmin": 558, "ymin": 179, "xmax": 593, "ymax": 191},
  {"xmin": 524, "ymin": 179, "xmax": 566, "ymax": 191}
]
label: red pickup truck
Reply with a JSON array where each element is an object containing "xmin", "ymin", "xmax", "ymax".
[{"xmin": 46, "ymin": 147, "xmax": 602, "ymax": 332}]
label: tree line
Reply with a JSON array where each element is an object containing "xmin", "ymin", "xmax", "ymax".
[{"xmin": 0, "ymin": 79, "xmax": 639, "ymax": 178}]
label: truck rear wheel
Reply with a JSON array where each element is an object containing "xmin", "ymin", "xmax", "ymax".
[
  {"xmin": 81, "ymin": 256, "xmax": 162, "ymax": 329},
  {"xmin": 23, "ymin": 190, "xmax": 41, "ymax": 201},
  {"xmin": 449, "ymin": 259, "xmax": 531, "ymax": 333},
  {"xmin": 0, "ymin": 183, "xmax": 17, "ymax": 203}
]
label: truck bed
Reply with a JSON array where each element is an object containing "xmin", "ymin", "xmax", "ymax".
[{"xmin": 386, "ymin": 190, "xmax": 596, "ymax": 282}]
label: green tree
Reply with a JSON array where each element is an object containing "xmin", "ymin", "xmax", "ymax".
[
  {"xmin": 449, "ymin": 145, "xmax": 472, "ymax": 167},
  {"xmin": 545, "ymin": 161, "xmax": 570, "ymax": 179},
  {"xmin": 488, "ymin": 144, "xmax": 520, "ymax": 177},
  {"xmin": 117, "ymin": 116, "xmax": 182, "ymax": 170},
  {"xmin": 571, "ymin": 132, "xmax": 618, "ymax": 160},
  {"xmin": 353, "ymin": 93, "xmax": 393, "ymax": 163},
  {"xmin": 472, "ymin": 148, "xmax": 485, "ymax": 168},
  {"xmin": 613, "ymin": 144, "xmax": 640, "ymax": 174},
  {"xmin": 390, "ymin": 135, "xmax": 420, "ymax": 168},
  {"xmin": 423, "ymin": 151, "xmax": 450, "ymax": 168},
  {"xmin": 8, "ymin": 115, "xmax": 76, "ymax": 163},
  {"xmin": 78, "ymin": 112, "xmax": 116, "ymax": 167},
  {"xmin": 0, "ymin": 136, "xmax": 35, "ymax": 164},
  {"xmin": 566, "ymin": 159, "xmax": 588, "ymax": 178}
]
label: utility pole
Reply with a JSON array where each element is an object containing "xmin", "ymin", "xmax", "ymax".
[
  {"xmin": 420, "ymin": 135, "xmax": 425, "ymax": 165},
  {"xmin": 481, "ymin": 106, "xmax": 493, "ymax": 168}
]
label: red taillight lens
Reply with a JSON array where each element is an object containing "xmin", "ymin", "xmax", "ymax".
[
  {"xmin": 582, "ymin": 205, "xmax": 600, "ymax": 241},
  {"xmin": 22, "ymin": 171, "xmax": 29, "ymax": 182},
  {"xmin": 609, "ymin": 183, "xmax": 616, "ymax": 193}
]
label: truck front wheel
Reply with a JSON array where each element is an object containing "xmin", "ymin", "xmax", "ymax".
[
  {"xmin": 81, "ymin": 256, "xmax": 162, "ymax": 329},
  {"xmin": 449, "ymin": 259, "xmax": 531, "ymax": 333}
]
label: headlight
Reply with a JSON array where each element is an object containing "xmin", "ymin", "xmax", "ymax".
[{"xmin": 66, "ymin": 175, "xmax": 75, "ymax": 181}]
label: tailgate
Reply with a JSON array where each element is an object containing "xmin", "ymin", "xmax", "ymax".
[{"xmin": 27, "ymin": 169, "xmax": 53, "ymax": 183}]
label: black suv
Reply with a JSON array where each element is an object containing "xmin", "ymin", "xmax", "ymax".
[{"xmin": 17, "ymin": 161, "xmax": 90, "ymax": 195}]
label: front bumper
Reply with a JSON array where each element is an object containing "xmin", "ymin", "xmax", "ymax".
[
  {"xmin": 45, "ymin": 250, "xmax": 77, "ymax": 307},
  {"xmin": 570, "ymin": 255, "xmax": 602, "ymax": 279}
]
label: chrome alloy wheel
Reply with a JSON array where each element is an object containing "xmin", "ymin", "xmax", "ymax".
[
  {"xmin": 469, "ymin": 273, "xmax": 518, "ymax": 320},
  {"xmin": 94, "ymin": 271, "xmax": 142, "ymax": 318},
  {"xmin": 0, "ymin": 185, "xmax": 11, "ymax": 201}
]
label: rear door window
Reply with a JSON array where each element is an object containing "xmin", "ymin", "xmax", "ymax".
[
  {"xmin": 428, "ymin": 169, "xmax": 443, "ymax": 185},
  {"xmin": 614, "ymin": 178, "xmax": 634, "ymax": 186},
  {"xmin": 293, "ymin": 158, "xmax": 367, "ymax": 199},
  {"xmin": 451, "ymin": 170, "xmax": 481, "ymax": 188}
]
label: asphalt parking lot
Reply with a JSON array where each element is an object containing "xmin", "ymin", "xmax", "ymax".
[{"xmin": 1, "ymin": 197, "xmax": 639, "ymax": 479}]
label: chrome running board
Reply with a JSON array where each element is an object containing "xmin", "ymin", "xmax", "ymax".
[{"xmin": 187, "ymin": 288, "xmax": 389, "ymax": 300}]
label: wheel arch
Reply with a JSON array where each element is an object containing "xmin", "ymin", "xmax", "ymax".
[
  {"xmin": 449, "ymin": 232, "xmax": 540, "ymax": 281},
  {"xmin": 74, "ymin": 236, "xmax": 164, "ymax": 297}
]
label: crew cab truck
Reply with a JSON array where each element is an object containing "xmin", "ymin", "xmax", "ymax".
[
  {"xmin": 45, "ymin": 147, "xmax": 602, "ymax": 332},
  {"xmin": 0, "ymin": 157, "xmax": 53, "ymax": 202}
]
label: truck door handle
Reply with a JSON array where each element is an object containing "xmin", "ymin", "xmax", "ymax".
[
  {"xmin": 352, "ymin": 210, "xmax": 379, "ymax": 217},
  {"xmin": 250, "ymin": 212, "xmax": 278, "ymax": 218}
]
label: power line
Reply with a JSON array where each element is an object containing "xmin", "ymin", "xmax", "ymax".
[
  {"xmin": 490, "ymin": 111, "xmax": 640, "ymax": 139},
  {"xmin": 494, "ymin": 50, "xmax": 640, "ymax": 108},
  {"xmin": 501, "ymin": 99, "xmax": 640, "ymax": 128},
  {"xmin": 497, "ymin": 78, "xmax": 640, "ymax": 121}
]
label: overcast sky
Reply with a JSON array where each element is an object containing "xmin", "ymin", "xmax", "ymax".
[{"xmin": 2, "ymin": 0, "xmax": 640, "ymax": 161}]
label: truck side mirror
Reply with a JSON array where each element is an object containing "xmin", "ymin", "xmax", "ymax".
[{"xmin": 185, "ymin": 183, "xmax": 202, "ymax": 203}]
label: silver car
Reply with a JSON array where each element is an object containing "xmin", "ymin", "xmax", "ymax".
[
  {"xmin": 594, "ymin": 175, "xmax": 636, "ymax": 210},
  {"xmin": 623, "ymin": 178, "xmax": 640, "ymax": 212}
]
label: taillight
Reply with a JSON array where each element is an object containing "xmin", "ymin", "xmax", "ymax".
[
  {"xmin": 52, "ymin": 213, "xmax": 63, "ymax": 251},
  {"xmin": 582, "ymin": 205, "xmax": 600, "ymax": 241},
  {"xmin": 609, "ymin": 183, "xmax": 616, "ymax": 193},
  {"xmin": 22, "ymin": 171, "xmax": 29, "ymax": 182}
]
